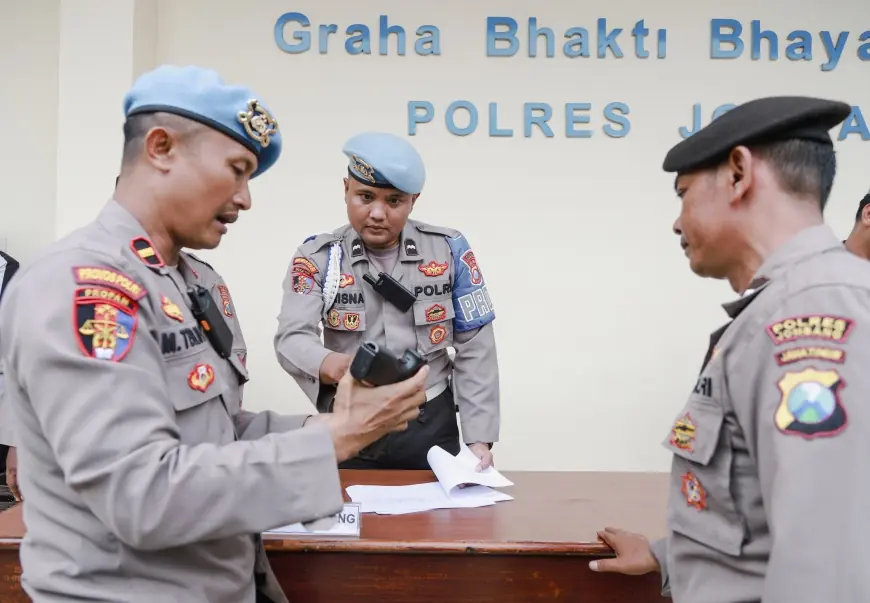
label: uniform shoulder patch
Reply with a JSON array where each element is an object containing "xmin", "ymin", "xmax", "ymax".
[
  {"xmin": 766, "ymin": 315, "xmax": 853, "ymax": 345},
  {"xmin": 130, "ymin": 236, "xmax": 164, "ymax": 268},
  {"xmin": 72, "ymin": 266, "xmax": 147, "ymax": 300},
  {"xmin": 74, "ymin": 286, "xmax": 138, "ymax": 362},
  {"xmin": 300, "ymin": 232, "xmax": 339, "ymax": 253},
  {"xmin": 446, "ymin": 232, "xmax": 495, "ymax": 332},
  {"xmin": 774, "ymin": 366, "xmax": 847, "ymax": 439}
]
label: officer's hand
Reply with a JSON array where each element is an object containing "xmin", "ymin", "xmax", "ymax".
[
  {"xmin": 319, "ymin": 352, "xmax": 352, "ymax": 384},
  {"xmin": 588, "ymin": 527, "xmax": 659, "ymax": 575},
  {"xmin": 327, "ymin": 365, "xmax": 429, "ymax": 461},
  {"xmin": 467, "ymin": 443, "xmax": 494, "ymax": 471},
  {"xmin": 6, "ymin": 446, "xmax": 21, "ymax": 502}
]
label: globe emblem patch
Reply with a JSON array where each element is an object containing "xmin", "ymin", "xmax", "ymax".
[{"xmin": 775, "ymin": 367, "xmax": 846, "ymax": 439}]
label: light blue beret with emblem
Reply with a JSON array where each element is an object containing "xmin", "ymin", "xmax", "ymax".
[
  {"xmin": 342, "ymin": 132, "xmax": 426, "ymax": 194},
  {"xmin": 123, "ymin": 65, "xmax": 282, "ymax": 178}
]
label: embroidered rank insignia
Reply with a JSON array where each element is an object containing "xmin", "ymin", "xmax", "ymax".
[
  {"xmin": 216, "ymin": 284, "xmax": 233, "ymax": 317},
  {"xmin": 425, "ymin": 303, "xmax": 446, "ymax": 323},
  {"xmin": 292, "ymin": 274, "xmax": 313, "ymax": 295},
  {"xmin": 418, "ymin": 261, "xmax": 448, "ymax": 277},
  {"xmin": 681, "ymin": 472, "xmax": 707, "ymax": 511},
  {"xmin": 429, "ymin": 324, "xmax": 447, "ymax": 345},
  {"xmin": 339, "ymin": 274, "xmax": 355, "ymax": 288},
  {"xmin": 404, "ymin": 238, "xmax": 419, "ymax": 256},
  {"xmin": 188, "ymin": 363, "xmax": 215, "ymax": 392},
  {"xmin": 293, "ymin": 257, "xmax": 318, "ymax": 275},
  {"xmin": 775, "ymin": 346, "xmax": 845, "ymax": 366},
  {"xmin": 161, "ymin": 295, "xmax": 184, "ymax": 322},
  {"xmin": 344, "ymin": 312, "xmax": 360, "ymax": 330},
  {"xmin": 351, "ymin": 238, "xmax": 363, "ymax": 257},
  {"xmin": 130, "ymin": 237, "xmax": 164, "ymax": 268},
  {"xmin": 460, "ymin": 250, "xmax": 483, "ymax": 285},
  {"xmin": 72, "ymin": 266, "xmax": 146, "ymax": 300},
  {"xmin": 669, "ymin": 413, "xmax": 696, "ymax": 451},
  {"xmin": 327, "ymin": 309, "xmax": 340, "ymax": 327},
  {"xmin": 766, "ymin": 315, "xmax": 853, "ymax": 345},
  {"xmin": 775, "ymin": 367, "xmax": 846, "ymax": 439},
  {"xmin": 74, "ymin": 287, "xmax": 138, "ymax": 362}
]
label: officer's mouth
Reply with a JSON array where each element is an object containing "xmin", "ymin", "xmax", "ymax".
[{"xmin": 215, "ymin": 213, "xmax": 238, "ymax": 233}]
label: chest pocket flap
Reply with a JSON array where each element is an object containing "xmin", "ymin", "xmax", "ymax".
[
  {"xmin": 166, "ymin": 353, "xmax": 230, "ymax": 412},
  {"xmin": 663, "ymin": 393, "xmax": 747, "ymax": 556}
]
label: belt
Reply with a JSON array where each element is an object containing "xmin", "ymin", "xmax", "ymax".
[{"xmin": 425, "ymin": 379, "xmax": 449, "ymax": 402}]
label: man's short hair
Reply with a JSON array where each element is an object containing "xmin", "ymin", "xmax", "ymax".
[
  {"xmin": 749, "ymin": 139, "xmax": 837, "ymax": 210},
  {"xmin": 121, "ymin": 113, "xmax": 202, "ymax": 165},
  {"xmin": 855, "ymin": 191, "xmax": 870, "ymax": 221}
]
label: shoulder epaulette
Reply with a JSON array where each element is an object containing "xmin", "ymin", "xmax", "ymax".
[
  {"xmin": 300, "ymin": 232, "xmax": 341, "ymax": 253},
  {"xmin": 181, "ymin": 251, "xmax": 214, "ymax": 270},
  {"xmin": 413, "ymin": 221, "xmax": 460, "ymax": 239}
]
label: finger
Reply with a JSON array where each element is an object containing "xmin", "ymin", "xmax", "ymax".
[
  {"xmin": 588, "ymin": 557, "xmax": 620, "ymax": 572},
  {"xmin": 596, "ymin": 529, "xmax": 617, "ymax": 548},
  {"xmin": 386, "ymin": 365, "xmax": 430, "ymax": 398}
]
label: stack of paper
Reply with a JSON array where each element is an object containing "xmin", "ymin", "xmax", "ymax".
[{"xmin": 344, "ymin": 445, "xmax": 514, "ymax": 515}]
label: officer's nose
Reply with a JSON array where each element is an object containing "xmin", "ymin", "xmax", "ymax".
[
  {"xmin": 369, "ymin": 202, "xmax": 387, "ymax": 221},
  {"xmin": 234, "ymin": 185, "xmax": 252, "ymax": 211},
  {"xmin": 673, "ymin": 216, "xmax": 682, "ymax": 236}
]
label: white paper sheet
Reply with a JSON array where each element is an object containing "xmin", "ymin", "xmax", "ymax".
[{"xmin": 344, "ymin": 445, "xmax": 514, "ymax": 515}]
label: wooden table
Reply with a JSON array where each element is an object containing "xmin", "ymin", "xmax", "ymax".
[{"xmin": 0, "ymin": 470, "xmax": 670, "ymax": 602}]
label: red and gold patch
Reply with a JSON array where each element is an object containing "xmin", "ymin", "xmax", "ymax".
[
  {"xmin": 161, "ymin": 295, "xmax": 184, "ymax": 322},
  {"xmin": 74, "ymin": 287, "xmax": 138, "ymax": 362},
  {"xmin": 429, "ymin": 324, "xmax": 447, "ymax": 345},
  {"xmin": 188, "ymin": 363, "xmax": 215, "ymax": 392},
  {"xmin": 425, "ymin": 304, "xmax": 446, "ymax": 323},
  {"xmin": 344, "ymin": 312, "xmax": 360, "ymax": 331},
  {"xmin": 339, "ymin": 274, "xmax": 355, "ymax": 288},
  {"xmin": 418, "ymin": 261, "xmax": 448, "ymax": 277},
  {"xmin": 293, "ymin": 257, "xmax": 318, "ymax": 275},
  {"xmin": 680, "ymin": 472, "xmax": 707, "ymax": 511},
  {"xmin": 669, "ymin": 413, "xmax": 696, "ymax": 452},
  {"xmin": 216, "ymin": 284, "xmax": 233, "ymax": 317}
]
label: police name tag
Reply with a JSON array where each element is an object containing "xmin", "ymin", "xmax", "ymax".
[{"xmin": 267, "ymin": 503, "xmax": 361, "ymax": 538}]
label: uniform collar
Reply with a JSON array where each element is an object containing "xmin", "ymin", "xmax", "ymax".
[
  {"xmin": 346, "ymin": 222, "xmax": 422, "ymax": 265},
  {"xmin": 97, "ymin": 199, "xmax": 198, "ymax": 279},
  {"xmin": 721, "ymin": 224, "xmax": 840, "ymax": 318}
]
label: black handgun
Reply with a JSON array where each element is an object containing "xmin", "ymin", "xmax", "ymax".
[
  {"xmin": 349, "ymin": 341, "xmax": 428, "ymax": 459},
  {"xmin": 350, "ymin": 341, "xmax": 427, "ymax": 386},
  {"xmin": 363, "ymin": 272, "xmax": 416, "ymax": 313},
  {"xmin": 187, "ymin": 285, "xmax": 233, "ymax": 358}
]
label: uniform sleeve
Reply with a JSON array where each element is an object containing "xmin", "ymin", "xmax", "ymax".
[
  {"xmin": 446, "ymin": 233, "xmax": 500, "ymax": 445},
  {"xmin": 206, "ymin": 274, "xmax": 311, "ymax": 437},
  {"xmin": 3, "ymin": 253, "xmax": 343, "ymax": 551},
  {"xmin": 738, "ymin": 285, "xmax": 870, "ymax": 600},
  {"xmin": 0, "ymin": 358, "xmax": 13, "ymax": 447},
  {"xmin": 273, "ymin": 247, "xmax": 332, "ymax": 404},
  {"xmin": 648, "ymin": 537, "xmax": 671, "ymax": 597}
]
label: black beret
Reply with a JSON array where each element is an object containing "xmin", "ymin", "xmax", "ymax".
[{"xmin": 663, "ymin": 96, "xmax": 852, "ymax": 174}]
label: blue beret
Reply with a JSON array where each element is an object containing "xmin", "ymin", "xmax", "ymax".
[
  {"xmin": 123, "ymin": 65, "xmax": 282, "ymax": 178},
  {"xmin": 342, "ymin": 132, "xmax": 426, "ymax": 194}
]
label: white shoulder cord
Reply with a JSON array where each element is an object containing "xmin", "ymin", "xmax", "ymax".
[{"xmin": 322, "ymin": 242, "xmax": 343, "ymax": 312}]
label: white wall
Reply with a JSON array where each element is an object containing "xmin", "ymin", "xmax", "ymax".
[{"xmin": 2, "ymin": 0, "xmax": 869, "ymax": 472}]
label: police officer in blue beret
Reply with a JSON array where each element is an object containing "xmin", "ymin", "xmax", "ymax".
[
  {"xmin": 0, "ymin": 65, "xmax": 428, "ymax": 603},
  {"xmin": 275, "ymin": 132, "xmax": 501, "ymax": 471}
]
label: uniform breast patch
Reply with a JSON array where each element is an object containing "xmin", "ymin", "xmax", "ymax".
[
  {"xmin": 669, "ymin": 413, "xmax": 696, "ymax": 452},
  {"xmin": 418, "ymin": 261, "xmax": 448, "ymax": 277},
  {"xmin": 161, "ymin": 295, "xmax": 185, "ymax": 322},
  {"xmin": 339, "ymin": 274, "xmax": 355, "ymax": 288},
  {"xmin": 680, "ymin": 472, "xmax": 707, "ymax": 511},
  {"xmin": 766, "ymin": 315, "xmax": 853, "ymax": 345},
  {"xmin": 74, "ymin": 287, "xmax": 138, "ymax": 362},
  {"xmin": 429, "ymin": 324, "xmax": 447, "ymax": 344},
  {"xmin": 188, "ymin": 363, "xmax": 215, "ymax": 392},
  {"xmin": 775, "ymin": 367, "xmax": 847, "ymax": 439}
]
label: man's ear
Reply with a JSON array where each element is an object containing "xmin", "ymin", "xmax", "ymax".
[
  {"xmin": 726, "ymin": 146, "xmax": 754, "ymax": 205},
  {"xmin": 861, "ymin": 204, "xmax": 870, "ymax": 226},
  {"xmin": 410, "ymin": 193, "xmax": 419, "ymax": 211},
  {"xmin": 343, "ymin": 177, "xmax": 349, "ymax": 198},
  {"xmin": 143, "ymin": 127, "xmax": 177, "ymax": 173}
]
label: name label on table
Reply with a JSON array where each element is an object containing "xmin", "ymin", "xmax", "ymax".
[{"xmin": 266, "ymin": 503, "xmax": 361, "ymax": 538}]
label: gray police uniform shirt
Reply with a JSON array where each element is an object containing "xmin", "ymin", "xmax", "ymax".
[
  {"xmin": 0, "ymin": 199, "xmax": 344, "ymax": 603},
  {"xmin": 649, "ymin": 224, "xmax": 870, "ymax": 602},
  {"xmin": 274, "ymin": 219, "xmax": 500, "ymax": 445}
]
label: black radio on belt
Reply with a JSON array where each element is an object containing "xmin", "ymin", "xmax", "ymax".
[
  {"xmin": 362, "ymin": 272, "xmax": 416, "ymax": 312},
  {"xmin": 350, "ymin": 341, "xmax": 427, "ymax": 386},
  {"xmin": 187, "ymin": 285, "xmax": 233, "ymax": 358}
]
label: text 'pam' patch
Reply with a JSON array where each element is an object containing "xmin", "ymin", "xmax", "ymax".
[
  {"xmin": 766, "ymin": 315, "xmax": 853, "ymax": 345},
  {"xmin": 72, "ymin": 266, "xmax": 146, "ymax": 300}
]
